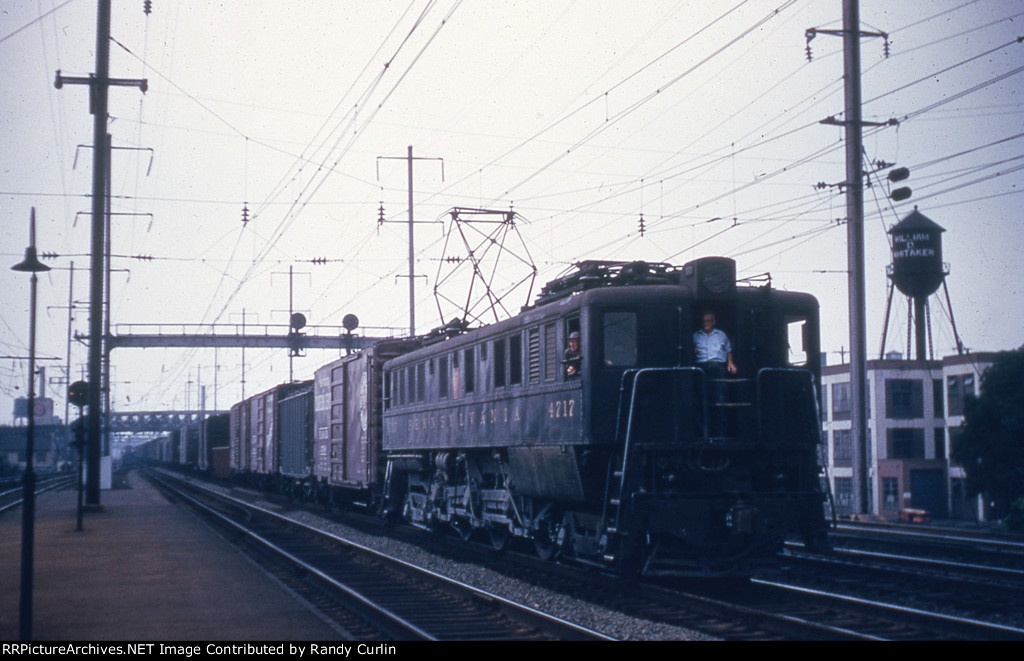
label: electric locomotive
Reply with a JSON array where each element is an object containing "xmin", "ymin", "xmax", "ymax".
[{"xmin": 380, "ymin": 256, "xmax": 830, "ymax": 575}]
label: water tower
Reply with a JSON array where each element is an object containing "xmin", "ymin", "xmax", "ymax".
[{"xmin": 880, "ymin": 208, "xmax": 963, "ymax": 360}]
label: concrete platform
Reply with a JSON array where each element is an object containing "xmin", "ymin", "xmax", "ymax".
[{"xmin": 0, "ymin": 471, "xmax": 345, "ymax": 641}]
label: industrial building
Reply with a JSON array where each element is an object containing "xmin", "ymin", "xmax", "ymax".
[{"xmin": 821, "ymin": 351, "xmax": 998, "ymax": 522}]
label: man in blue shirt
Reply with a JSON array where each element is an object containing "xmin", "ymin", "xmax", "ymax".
[
  {"xmin": 694, "ymin": 311, "xmax": 737, "ymax": 438},
  {"xmin": 693, "ymin": 311, "xmax": 737, "ymax": 376}
]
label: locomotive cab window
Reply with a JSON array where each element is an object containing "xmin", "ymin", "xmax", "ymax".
[
  {"xmin": 786, "ymin": 316, "xmax": 810, "ymax": 367},
  {"xmin": 563, "ymin": 317, "xmax": 582, "ymax": 379},
  {"xmin": 602, "ymin": 311, "xmax": 637, "ymax": 367}
]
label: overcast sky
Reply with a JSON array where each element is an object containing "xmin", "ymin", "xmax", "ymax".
[{"xmin": 2, "ymin": 1, "xmax": 1022, "ymax": 422}]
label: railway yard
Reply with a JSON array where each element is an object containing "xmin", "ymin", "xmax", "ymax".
[{"xmin": 3, "ymin": 468, "xmax": 1021, "ymax": 642}]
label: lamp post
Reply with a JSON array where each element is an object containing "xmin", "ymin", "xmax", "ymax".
[{"xmin": 12, "ymin": 208, "xmax": 50, "ymax": 641}]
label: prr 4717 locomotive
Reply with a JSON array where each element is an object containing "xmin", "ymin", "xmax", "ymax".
[{"xmin": 380, "ymin": 257, "xmax": 830, "ymax": 575}]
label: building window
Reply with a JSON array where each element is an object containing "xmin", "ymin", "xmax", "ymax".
[
  {"xmin": 932, "ymin": 379, "xmax": 944, "ymax": 417},
  {"xmin": 948, "ymin": 426, "xmax": 965, "ymax": 466},
  {"xmin": 832, "ymin": 429, "xmax": 852, "ymax": 466},
  {"xmin": 934, "ymin": 427, "xmax": 945, "ymax": 460},
  {"xmin": 834, "ymin": 477, "xmax": 853, "ymax": 508},
  {"xmin": 882, "ymin": 477, "xmax": 900, "ymax": 510},
  {"xmin": 831, "ymin": 382, "xmax": 850, "ymax": 420},
  {"xmin": 947, "ymin": 374, "xmax": 975, "ymax": 416},
  {"xmin": 887, "ymin": 428, "xmax": 924, "ymax": 459},
  {"xmin": 886, "ymin": 378, "xmax": 923, "ymax": 419}
]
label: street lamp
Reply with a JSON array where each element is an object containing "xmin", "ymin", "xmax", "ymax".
[{"xmin": 11, "ymin": 207, "xmax": 50, "ymax": 641}]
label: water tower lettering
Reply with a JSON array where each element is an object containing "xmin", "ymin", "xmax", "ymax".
[{"xmin": 893, "ymin": 233, "xmax": 935, "ymax": 259}]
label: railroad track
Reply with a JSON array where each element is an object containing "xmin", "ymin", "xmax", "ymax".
[
  {"xmin": 766, "ymin": 545, "xmax": 1024, "ymax": 634},
  {"xmin": 146, "ymin": 468, "xmax": 1024, "ymax": 640},
  {"xmin": 826, "ymin": 521, "xmax": 1024, "ymax": 571},
  {"xmin": 747, "ymin": 576, "xmax": 1024, "ymax": 640},
  {"xmin": 0, "ymin": 474, "xmax": 75, "ymax": 514},
  {"xmin": 387, "ymin": 520, "xmax": 1024, "ymax": 640},
  {"xmin": 145, "ymin": 470, "xmax": 612, "ymax": 641}
]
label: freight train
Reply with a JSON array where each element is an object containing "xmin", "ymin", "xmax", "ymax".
[{"xmin": 137, "ymin": 256, "xmax": 831, "ymax": 575}]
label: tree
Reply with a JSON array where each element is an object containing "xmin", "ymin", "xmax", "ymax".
[{"xmin": 951, "ymin": 349, "xmax": 1024, "ymax": 520}]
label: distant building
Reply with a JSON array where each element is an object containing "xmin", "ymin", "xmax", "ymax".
[
  {"xmin": 820, "ymin": 352, "xmax": 997, "ymax": 522},
  {"xmin": 0, "ymin": 424, "xmax": 68, "ymax": 474}
]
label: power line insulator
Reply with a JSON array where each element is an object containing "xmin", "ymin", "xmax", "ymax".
[
  {"xmin": 143, "ymin": 0, "xmax": 152, "ymax": 15},
  {"xmin": 638, "ymin": 213, "xmax": 646, "ymax": 237},
  {"xmin": 241, "ymin": 203, "xmax": 250, "ymax": 225}
]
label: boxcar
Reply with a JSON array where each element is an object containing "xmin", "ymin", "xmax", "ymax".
[
  {"xmin": 277, "ymin": 381, "xmax": 314, "ymax": 494},
  {"xmin": 229, "ymin": 381, "xmax": 310, "ymax": 486},
  {"xmin": 198, "ymin": 412, "xmax": 229, "ymax": 473},
  {"xmin": 178, "ymin": 422, "xmax": 199, "ymax": 468},
  {"xmin": 312, "ymin": 338, "xmax": 422, "ymax": 506}
]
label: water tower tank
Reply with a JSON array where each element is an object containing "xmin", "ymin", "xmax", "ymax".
[{"xmin": 888, "ymin": 208, "xmax": 945, "ymax": 298}]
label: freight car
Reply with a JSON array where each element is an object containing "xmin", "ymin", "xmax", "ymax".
[
  {"xmin": 229, "ymin": 381, "xmax": 312, "ymax": 491},
  {"xmin": 199, "ymin": 412, "xmax": 230, "ymax": 478},
  {"xmin": 311, "ymin": 338, "xmax": 423, "ymax": 507},
  {"xmin": 220, "ymin": 256, "xmax": 830, "ymax": 576}
]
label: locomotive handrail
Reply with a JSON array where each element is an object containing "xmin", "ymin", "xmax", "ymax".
[{"xmin": 604, "ymin": 367, "xmax": 705, "ymax": 542}]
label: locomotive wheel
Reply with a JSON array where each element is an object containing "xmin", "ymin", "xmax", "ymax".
[
  {"xmin": 560, "ymin": 514, "xmax": 578, "ymax": 560},
  {"xmin": 487, "ymin": 524, "xmax": 511, "ymax": 551},
  {"xmin": 452, "ymin": 519, "xmax": 474, "ymax": 542},
  {"xmin": 532, "ymin": 511, "xmax": 560, "ymax": 561}
]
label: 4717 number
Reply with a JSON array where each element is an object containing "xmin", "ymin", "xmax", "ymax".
[{"xmin": 548, "ymin": 399, "xmax": 576, "ymax": 419}]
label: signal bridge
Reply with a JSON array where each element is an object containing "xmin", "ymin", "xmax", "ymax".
[
  {"xmin": 100, "ymin": 322, "xmax": 397, "ymax": 352},
  {"xmin": 108, "ymin": 410, "xmax": 228, "ymax": 434}
]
